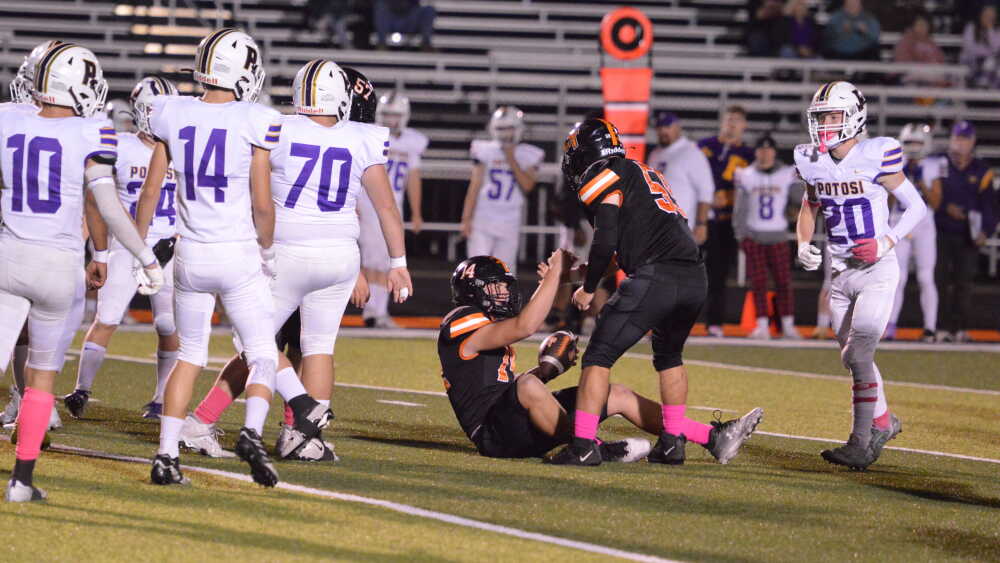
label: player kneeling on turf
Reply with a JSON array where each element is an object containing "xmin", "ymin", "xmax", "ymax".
[{"xmin": 439, "ymin": 253, "xmax": 664, "ymax": 460}]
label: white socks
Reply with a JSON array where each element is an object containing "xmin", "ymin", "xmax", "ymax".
[
  {"xmin": 158, "ymin": 415, "xmax": 184, "ymax": 458},
  {"xmin": 75, "ymin": 341, "xmax": 107, "ymax": 392},
  {"xmin": 275, "ymin": 366, "xmax": 307, "ymax": 402},
  {"xmin": 781, "ymin": 315, "xmax": 796, "ymax": 332},
  {"xmin": 816, "ymin": 312, "xmax": 831, "ymax": 329},
  {"xmin": 873, "ymin": 364, "xmax": 888, "ymax": 419},
  {"xmin": 244, "ymin": 396, "xmax": 270, "ymax": 434},
  {"xmin": 756, "ymin": 317, "xmax": 769, "ymax": 330},
  {"xmin": 154, "ymin": 350, "xmax": 178, "ymax": 403}
]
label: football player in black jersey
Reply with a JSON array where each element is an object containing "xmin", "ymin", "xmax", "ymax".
[
  {"xmin": 439, "ymin": 253, "xmax": 666, "ymax": 460},
  {"xmin": 546, "ymin": 118, "xmax": 764, "ymax": 467}
]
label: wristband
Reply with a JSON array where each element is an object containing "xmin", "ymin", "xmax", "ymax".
[
  {"xmin": 138, "ymin": 248, "xmax": 157, "ymax": 268},
  {"xmin": 389, "ymin": 255, "xmax": 407, "ymax": 269},
  {"xmin": 93, "ymin": 249, "xmax": 109, "ymax": 263}
]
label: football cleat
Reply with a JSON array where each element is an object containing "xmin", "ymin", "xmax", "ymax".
[
  {"xmin": 543, "ymin": 438, "xmax": 602, "ymax": 466},
  {"xmin": 279, "ymin": 402, "xmax": 334, "ymax": 459},
  {"xmin": 48, "ymin": 405, "xmax": 62, "ymax": 430},
  {"xmin": 150, "ymin": 454, "xmax": 190, "ymax": 485},
  {"xmin": 179, "ymin": 415, "xmax": 236, "ymax": 458},
  {"xmin": 704, "ymin": 407, "xmax": 764, "ymax": 465},
  {"xmin": 821, "ymin": 437, "xmax": 877, "ymax": 471},
  {"xmin": 647, "ymin": 432, "xmax": 686, "ymax": 465},
  {"xmin": 141, "ymin": 401, "xmax": 162, "ymax": 420},
  {"xmin": 236, "ymin": 427, "xmax": 279, "ymax": 487},
  {"xmin": 1, "ymin": 386, "xmax": 21, "ymax": 427},
  {"xmin": 920, "ymin": 329, "xmax": 936, "ymax": 343},
  {"xmin": 748, "ymin": 325, "xmax": 771, "ymax": 340},
  {"xmin": 287, "ymin": 434, "xmax": 339, "ymax": 463},
  {"xmin": 5, "ymin": 479, "xmax": 47, "ymax": 503},
  {"xmin": 599, "ymin": 438, "xmax": 651, "ymax": 463},
  {"xmin": 63, "ymin": 389, "xmax": 90, "ymax": 419},
  {"xmin": 868, "ymin": 413, "xmax": 902, "ymax": 461}
]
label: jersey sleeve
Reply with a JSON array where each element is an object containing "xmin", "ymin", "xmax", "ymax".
[
  {"xmin": 876, "ymin": 137, "xmax": 904, "ymax": 177},
  {"xmin": 576, "ymin": 160, "xmax": 623, "ymax": 208},
  {"xmin": 469, "ymin": 139, "xmax": 489, "ymax": 164},
  {"xmin": 246, "ymin": 103, "xmax": 283, "ymax": 150},
  {"xmin": 85, "ymin": 117, "xmax": 118, "ymax": 164},
  {"xmin": 358, "ymin": 124, "xmax": 390, "ymax": 170},
  {"xmin": 148, "ymin": 95, "xmax": 172, "ymax": 143},
  {"xmin": 439, "ymin": 306, "xmax": 493, "ymax": 359},
  {"xmin": 515, "ymin": 144, "xmax": 545, "ymax": 170},
  {"xmin": 408, "ymin": 129, "xmax": 429, "ymax": 170}
]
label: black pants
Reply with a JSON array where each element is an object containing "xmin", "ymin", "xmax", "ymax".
[
  {"xmin": 936, "ymin": 231, "xmax": 979, "ymax": 332},
  {"xmin": 705, "ymin": 221, "xmax": 737, "ymax": 326}
]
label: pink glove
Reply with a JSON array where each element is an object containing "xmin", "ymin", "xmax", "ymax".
[{"xmin": 850, "ymin": 238, "xmax": 879, "ymax": 264}]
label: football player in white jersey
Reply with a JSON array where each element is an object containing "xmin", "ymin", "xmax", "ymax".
[
  {"xmin": 133, "ymin": 28, "xmax": 330, "ymax": 487},
  {"xmin": 733, "ymin": 135, "xmax": 801, "ymax": 339},
  {"xmin": 357, "ymin": 90, "xmax": 426, "ymax": 327},
  {"xmin": 794, "ymin": 81, "xmax": 927, "ymax": 470},
  {"xmin": 885, "ymin": 123, "xmax": 940, "ymax": 342},
  {"xmin": 2, "ymin": 39, "xmax": 70, "ymax": 433},
  {"xmin": 460, "ymin": 106, "xmax": 545, "ymax": 274},
  {"xmin": 65, "ymin": 77, "xmax": 181, "ymax": 421},
  {"xmin": 0, "ymin": 44, "xmax": 164, "ymax": 502}
]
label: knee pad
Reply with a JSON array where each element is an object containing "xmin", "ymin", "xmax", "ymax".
[
  {"xmin": 26, "ymin": 346, "xmax": 60, "ymax": 372},
  {"xmin": 246, "ymin": 357, "xmax": 277, "ymax": 392},
  {"xmin": 580, "ymin": 344, "xmax": 617, "ymax": 370},
  {"xmin": 840, "ymin": 335, "xmax": 876, "ymax": 374},
  {"xmin": 653, "ymin": 352, "xmax": 684, "ymax": 372},
  {"xmin": 177, "ymin": 335, "xmax": 209, "ymax": 367},
  {"xmin": 300, "ymin": 333, "xmax": 336, "ymax": 357},
  {"xmin": 153, "ymin": 312, "xmax": 176, "ymax": 336},
  {"xmin": 916, "ymin": 269, "xmax": 935, "ymax": 289}
]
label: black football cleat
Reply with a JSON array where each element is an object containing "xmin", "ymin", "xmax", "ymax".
[
  {"xmin": 150, "ymin": 454, "xmax": 190, "ymax": 485},
  {"xmin": 821, "ymin": 437, "xmax": 877, "ymax": 471},
  {"xmin": 647, "ymin": 432, "xmax": 687, "ymax": 465},
  {"xmin": 543, "ymin": 438, "xmax": 602, "ymax": 466},
  {"xmin": 236, "ymin": 427, "xmax": 279, "ymax": 487},
  {"xmin": 63, "ymin": 389, "xmax": 90, "ymax": 419}
]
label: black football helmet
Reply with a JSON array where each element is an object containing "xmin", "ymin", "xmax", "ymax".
[
  {"xmin": 343, "ymin": 66, "xmax": 377, "ymax": 124},
  {"xmin": 561, "ymin": 117, "xmax": 626, "ymax": 190},
  {"xmin": 450, "ymin": 256, "xmax": 522, "ymax": 319}
]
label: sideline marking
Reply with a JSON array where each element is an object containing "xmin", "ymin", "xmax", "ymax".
[{"xmin": 377, "ymin": 399, "xmax": 425, "ymax": 407}]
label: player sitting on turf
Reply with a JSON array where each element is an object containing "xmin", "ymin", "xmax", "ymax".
[{"xmin": 439, "ymin": 253, "xmax": 663, "ymax": 460}]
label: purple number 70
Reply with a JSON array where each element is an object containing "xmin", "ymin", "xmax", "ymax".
[{"xmin": 284, "ymin": 143, "xmax": 352, "ymax": 212}]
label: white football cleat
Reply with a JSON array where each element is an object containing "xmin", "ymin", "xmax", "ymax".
[
  {"xmin": 599, "ymin": 438, "xmax": 652, "ymax": 463},
  {"xmin": 748, "ymin": 325, "xmax": 771, "ymax": 340},
  {"xmin": 48, "ymin": 405, "xmax": 63, "ymax": 430},
  {"xmin": 179, "ymin": 414, "xmax": 236, "ymax": 458},
  {"xmin": 1, "ymin": 386, "xmax": 21, "ymax": 427},
  {"xmin": 5, "ymin": 479, "xmax": 46, "ymax": 503}
]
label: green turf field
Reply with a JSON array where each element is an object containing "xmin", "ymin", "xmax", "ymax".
[{"xmin": 2, "ymin": 331, "xmax": 999, "ymax": 562}]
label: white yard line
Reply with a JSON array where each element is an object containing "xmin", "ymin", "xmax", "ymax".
[
  {"xmin": 376, "ymin": 399, "xmax": 425, "ymax": 407},
  {"xmin": 43, "ymin": 442, "xmax": 679, "ymax": 563}
]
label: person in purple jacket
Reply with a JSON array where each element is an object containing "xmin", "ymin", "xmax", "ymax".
[
  {"xmin": 933, "ymin": 120, "xmax": 996, "ymax": 342},
  {"xmin": 698, "ymin": 106, "xmax": 755, "ymax": 337}
]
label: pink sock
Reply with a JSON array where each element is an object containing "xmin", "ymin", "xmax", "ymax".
[
  {"xmin": 193, "ymin": 386, "xmax": 233, "ymax": 425},
  {"xmin": 662, "ymin": 404, "xmax": 713, "ymax": 445},
  {"xmin": 873, "ymin": 410, "xmax": 892, "ymax": 430},
  {"xmin": 283, "ymin": 403, "xmax": 294, "ymax": 426},
  {"xmin": 15, "ymin": 388, "xmax": 54, "ymax": 461},
  {"xmin": 574, "ymin": 410, "xmax": 599, "ymax": 441}
]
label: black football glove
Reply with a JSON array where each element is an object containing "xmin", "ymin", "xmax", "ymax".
[
  {"xmin": 153, "ymin": 236, "xmax": 177, "ymax": 266},
  {"xmin": 537, "ymin": 330, "xmax": 578, "ymax": 382}
]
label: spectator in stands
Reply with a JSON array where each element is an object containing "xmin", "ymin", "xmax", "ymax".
[
  {"xmin": 304, "ymin": 0, "xmax": 354, "ymax": 48},
  {"xmin": 934, "ymin": 121, "xmax": 996, "ymax": 342},
  {"xmin": 960, "ymin": 5, "xmax": 1000, "ymax": 89},
  {"xmin": 894, "ymin": 12, "xmax": 949, "ymax": 87},
  {"xmin": 747, "ymin": 0, "xmax": 787, "ymax": 56},
  {"xmin": 823, "ymin": 0, "xmax": 881, "ymax": 61},
  {"xmin": 647, "ymin": 112, "xmax": 713, "ymax": 245},
  {"xmin": 732, "ymin": 135, "xmax": 801, "ymax": 340},
  {"xmin": 778, "ymin": 0, "xmax": 819, "ymax": 59},
  {"xmin": 375, "ymin": 0, "xmax": 436, "ymax": 51},
  {"xmin": 698, "ymin": 106, "xmax": 755, "ymax": 338}
]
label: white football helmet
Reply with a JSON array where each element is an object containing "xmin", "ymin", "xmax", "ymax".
[
  {"xmin": 9, "ymin": 40, "xmax": 64, "ymax": 104},
  {"xmin": 375, "ymin": 91, "xmax": 410, "ymax": 134},
  {"xmin": 193, "ymin": 28, "xmax": 265, "ymax": 103},
  {"xmin": 806, "ymin": 81, "xmax": 867, "ymax": 152},
  {"xmin": 32, "ymin": 43, "xmax": 107, "ymax": 117},
  {"xmin": 130, "ymin": 76, "xmax": 178, "ymax": 136},
  {"xmin": 292, "ymin": 59, "xmax": 351, "ymax": 119},
  {"xmin": 488, "ymin": 105, "xmax": 525, "ymax": 144},
  {"xmin": 899, "ymin": 122, "xmax": 933, "ymax": 160}
]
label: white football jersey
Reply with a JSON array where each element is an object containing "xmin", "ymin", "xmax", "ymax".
[
  {"xmin": 115, "ymin": 132, "xmax": 178, "ymax": 242},
  {"xmin": 386, "ymin": 127, "xmax": 428, "ymax": 209},
  {"xmin": 0, "ymin": 103, "xmax": 116, "ymax": 252},
  {"xmin": 470, "ymin": 140, "xmax": 544, "ymax": 223},
  {"xmin": 794, "ymin": 136, "xmax": 903, "ymax": 267},
  {"xmin": 888, "ymin": 154, "xmax": 941, "ymax": 227},
  {"xmin": 270, "ymin": 115, "xmax": 389, "ymax": 243},
  {"xmin": 734, "ymin": 164, "xmax": 797, "ymax": 233},
  {"xmin": 149, "ymin": 95, "xmax": 282, "ymax": 243}
]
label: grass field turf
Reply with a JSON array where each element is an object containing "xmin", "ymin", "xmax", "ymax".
[{"xmin": 2, "ymin": 331, "xmax": 999, "ymax": 562}]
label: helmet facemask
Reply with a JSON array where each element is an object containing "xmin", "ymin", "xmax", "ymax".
[
  {"xmin": 807, "ymin": 108, "xmax": 853, "ymax": 153},
  {"xmin": 9, "ymin": 62, "xmax": 33, "ymax": 104}
]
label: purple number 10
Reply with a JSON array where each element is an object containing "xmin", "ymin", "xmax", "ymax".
[
  {"xmin": 179, "ymin": 126, "xmax": 227, "ymax": 202},
  {"xmin": 283, "ymin": 143, "xmax": 352, "ymax": 212},
  {"xmin": 5, "ymin": 134, "xmax": 62, "ymax": 214}
]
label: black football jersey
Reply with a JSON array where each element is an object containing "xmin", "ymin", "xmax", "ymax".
[
  {"xmin": 576, "ymin": 156, "xmax": 701, "ymax": 274},
  {"xmin": 437, "ymin": 305, "xmax": 518, "ymax": 440}
]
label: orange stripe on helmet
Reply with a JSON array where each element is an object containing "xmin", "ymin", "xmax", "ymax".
[{"xmin": 596, "ymin": 118, "xmax": 619, "ymax": 146}]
